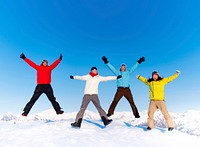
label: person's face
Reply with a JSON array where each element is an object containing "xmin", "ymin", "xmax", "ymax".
[
  {"xmin": 91, "ymin": 69, "xmax": 97, "ymax": 74},
  {"xmin": 153, "ymin": 74, "xmax": 158, "ymax": 80},
  {"xmin": 42, "ymin": 61, "xmax": 48, "ymax": 66},
  {"xmin": 120, "ymin": 65, "xmax": 126, "ymax": 72}
]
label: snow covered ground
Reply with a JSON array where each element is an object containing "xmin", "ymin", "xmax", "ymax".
[{"xmin": 0, "ymin": 109, "xmax": 200, "ymax": 147}]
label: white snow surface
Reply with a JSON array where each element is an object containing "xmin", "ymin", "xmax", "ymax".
[{"xmin": 0, "ymin": 109, "xmax": 200, "ymax": 147}]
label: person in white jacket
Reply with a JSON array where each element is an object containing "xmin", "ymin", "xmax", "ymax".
[{"xmin": 70, "ymin": 66, "xmax": 122, "ymax": 128}]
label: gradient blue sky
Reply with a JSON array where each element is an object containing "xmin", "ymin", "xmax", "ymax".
[{"xmin": 0, "ymin": 0, "xmax": 200, "ymax": 114}]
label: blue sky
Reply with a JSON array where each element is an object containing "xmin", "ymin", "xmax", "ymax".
[{"xmin": 0, "ymin": 0, "xmax": 200, "ymax": 114}]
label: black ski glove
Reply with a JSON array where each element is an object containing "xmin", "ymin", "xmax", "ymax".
[
  {"xmin": 70, "ymin": 75, "xmax": 74, "ymax": 79},
  {"xmin": 117, "ymin": 75, "xmax": 122, "ymax": 79},
  {"xmin": 137, "ymin": 57, "xmax": 145, "ymax": 64},
  {"xmin": 20, "ymin": 53, "xmax": 26, "ymax": 60},
  {"xmin": 102, "ymin": 56, "xmax": 109, "ymax": 64},
  {"xmin": 59, "ymin": 54, "xmax": 63, "ymax": 60}
]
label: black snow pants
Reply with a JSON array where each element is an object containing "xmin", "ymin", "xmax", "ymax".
[{"xmin": 23, "ymin": 84, "xmax": 62, "ymax": 114}]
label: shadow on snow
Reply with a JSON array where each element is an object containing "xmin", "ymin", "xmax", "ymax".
[{"xmin": 84, "ymin": 119, "xmax": 106, "ymax": 129}]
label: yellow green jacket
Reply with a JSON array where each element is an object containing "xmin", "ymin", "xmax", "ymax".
[{"xmin": 137, "ymin": 73, "xmax": 179, "ymax": 100}]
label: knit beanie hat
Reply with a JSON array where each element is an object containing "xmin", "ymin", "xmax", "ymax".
[{"xmin": 152, "ymin": 71, "xmax": 159, "ymax": 76}]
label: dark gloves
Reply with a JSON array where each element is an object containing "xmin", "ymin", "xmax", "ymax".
[
  {"xmin": 20, "ymin": 53, "xmax": 26, "ymax": 60},
  {"xmin": 102, "ymin": 56, "xmax": 109, "ymax": 64},
  {"xmin": 70, "ymin": 75, "xmax": 74, "ymax": 79},
  {"xmin": 137, "ymin": 57, "xmax": 145, "ymax": 64},
  {"xmin": 117, "ymin": 75, "xmax": 122, "ymax": 79},
  {"xmin": 59, "ymin": 54, "xmax": 63, "ymax": 60}
]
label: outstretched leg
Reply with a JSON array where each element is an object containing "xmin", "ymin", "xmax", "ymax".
[
  {"xmin": 23, "ymin": 85, "xmax": 43, "ymax": 115},
  {"xmin": 147, "ymin": 101, "xmax": 157, "ymax": 129},
  {"xmin": 91, "ymin": 94, "xmax": 107, "ymax": 118},
  {"xmin": 75, "ymin": 94, "xmax": 91, "ymax": 122},
  {"xmin": 158, "ymin": 101, "xmax": 174, "ymax": 128},
  {"xmin": 44, "ymin": 85, "xmax": 63, "ymax": 114},
  {"xmin": 124, "ymin": 88, "xmax": 140, "ymax": 118},
  {"xmin": 107, "ymin": 88, "xmax": 124, "ymax": 116},
  {"xmin": 91, "ymin": 94, "xmax": 112, "ymax": 126}
]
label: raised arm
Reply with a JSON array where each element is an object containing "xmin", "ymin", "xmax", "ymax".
[
  {"xmin": 102, "ymin": 56, "xmax": 119, "ymax": 75},
  {"xmin": 129, "ymin": 56, "xmax": 145, "ymax": 74},
  {"xmin": 106, "ymin": 63, "xmax": 119, "ymax": 75},
  {"xmin": 163, "ymin": 70, "xmax": 180, "ymax": 84},
  {"xmin": 136, "ymin": 75, "xmax": 149, "ymax": 86},
  {"xmin": 49, "ymin": 54, "xmax": 62, "ymax": 70},
  {"xmin": 129, "ymin": 62, "xmax": 139, "ymax": 73},
  {"xmin": 20, "ymin": 53, "xmax": 39, "ymax": 70}
]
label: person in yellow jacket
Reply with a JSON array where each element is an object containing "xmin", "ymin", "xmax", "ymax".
[{"xmin": 136, "ymin": 70, "xmax": 180, "ymax": 131}]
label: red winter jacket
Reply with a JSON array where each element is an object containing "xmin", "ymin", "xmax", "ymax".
[{"xmin": 24, "ymin": 58, "xmax": 61, "ymax": 84}]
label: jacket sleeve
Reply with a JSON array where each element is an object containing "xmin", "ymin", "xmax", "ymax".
[
  {"xmin": 106, "ymin": 63, "xmax": 119, "ymax": 75},
  {"xmin": 98, "ymin": 76, "xmax": 117, "ymax": 82},
  {"xmin": 129, "ymin": 62, "xmax": 139, "ymax": 74},
  {"xmin": 73, "ymin": 75, "xmax": 88, "ymax": 81},
  {"xmin": 163, "ymin": 73, "xmax": 179, "ymax": 84},
  {"xmin": 24, "ymin": 58, "xmax": 39, "ymax": 70},
  {"xmin": 49, "ymin": 59, "xmax": 61, "ymax": 70},
  {"xmin": 137, "ymin": 75, "xmax": 149, "ymax": 86}
]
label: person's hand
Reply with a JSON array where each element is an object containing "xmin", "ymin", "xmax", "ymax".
[
  {"xmin": 20, "ymin": 53, "xmax": 26, "ymax": 60},
  {"xmin": 117, "ymin": 75, "xmax": 122, "ymax": 79},
  {"xmin": 176, "ymin": 70, "xmax": 181, "ymax": 74},
  {"xmin": 102, "ymin": 56, "xmax": 109, "ymax": 64},
  {"xmin": 59, "ymin": 54, "xmax": 63, "ymax": 60},
  {"xmin": 70, "ymin": 75, "xmax": 74, "ymax": 79},
  {"xmin": 137, "ymin": 57, "xmax": 145, "ymax": 64}
]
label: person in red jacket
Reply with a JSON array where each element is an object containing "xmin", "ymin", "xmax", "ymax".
[{"xmin": 20, "ymin": 53, "xmax": 64, "ymax": 116}]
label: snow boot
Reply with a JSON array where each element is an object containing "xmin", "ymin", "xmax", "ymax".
[
  {"xmin": 135, "ymin": 113, "xmax": 140, "ymax": 118},
  {"xmin": 21, "ymin": 112, "xmax": 28, "ymax": 117},
  {"xmin": 168, "ymin": 127, "xmax": 174, "ymax": 131},
  {"xmin": 101, "ymin": 116, "xmax": 112, "ymax": 126},
  {"xmin": 56, "ymin": 110, "xmax": 64, "ymax": 115},
  {"xmin": 71, "ymin": 118, "xmax": 82, "ymax": 128},
  {"xmin": 147, "ymin": 126, "xmax": 151, "ymax": 130},
  {"xmin": 107, "ymin": 113, "xmax": 112, "ymax": 117}
]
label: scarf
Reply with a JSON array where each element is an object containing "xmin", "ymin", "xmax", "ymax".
[{"xmin": 89, "ymin": 72, "xmax": 98, "ymax": 77}]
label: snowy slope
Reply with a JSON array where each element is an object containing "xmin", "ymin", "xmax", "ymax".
[{"xmin": 0, "ymin": 109, "xmax": 200, "ymax": 147}]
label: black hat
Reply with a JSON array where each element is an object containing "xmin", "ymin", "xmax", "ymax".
[
  {"xmin": 42, "ymin": 59, "xmax": 48, "ymax": 63},
  {"xmin": 91, "ymin": 66, "xmax": 97, "ymax": 71}
]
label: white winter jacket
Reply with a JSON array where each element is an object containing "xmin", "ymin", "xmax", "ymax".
[{"xmin": 74, "ymin": 74, "xmax": 117, "ymax": 94}]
